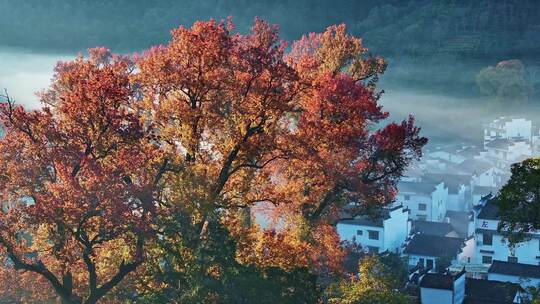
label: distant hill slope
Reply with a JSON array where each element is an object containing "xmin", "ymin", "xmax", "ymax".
[
  {"xmin": 2, "ymin": 0, "xmax": 540, "ymax": 96},
  {"xmin": 354, "ymin": 0, "xmax": 540, "ymax": 63},
  {"xmin": 0, "ymin": 0, "xmax": 538, "ymax": 61}
]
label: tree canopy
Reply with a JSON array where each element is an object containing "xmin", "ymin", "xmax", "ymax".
[
  {"xmin": 476, "ymin": 59, "xmax": 533, "ymax": 106},
  {"xmin": 326, "ymin": 255, "xmax": 411, "ymax": 304},
  {"xmin": 496, "ymin": 157, "xmax": 540, "ymax": 244},
  {"xmin": 0, "ymin": 19, "xmax": 426, "ymax": 303}
]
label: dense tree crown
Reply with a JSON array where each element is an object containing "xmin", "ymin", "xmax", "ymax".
[
  {"xmin": 0, "ymin": 19, "xmax": 426, "ymax": 303},
  {"xmin": 496, "ymin": 157, "xmax": 540, "ymax": 243},
  {"xmin": 476, "ymin": 59, "xmax": 533, "ymax": 106}
]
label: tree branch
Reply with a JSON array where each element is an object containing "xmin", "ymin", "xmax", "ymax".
[{"xmin": 0, "ymin": 234, "xmax": 79, "ymax": 303}]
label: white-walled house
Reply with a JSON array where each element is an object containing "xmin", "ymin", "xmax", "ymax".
[
  {"xmin": 473, "ymin": 198, "xmax": 540, "ymax": 266},
  {"xmin": 484, "ymin": 117, "xmax": 533, "ymax": 146},
  {"xmin": 423, "ymin": 173, "xmax": 471, "ymax": 212},
  {"xmin": 419, "ymin": 270, "xmax": 526, "ymax": 304},
  {"xmin": 483, "ymin": 139, "xmax": 532, "ymax": 170},
  {"xmin": 403, "ymin": 234, "xmax": 465, "ymax": 270},
  {"xmin": 396, "ymin": 181, "xmax": 448, "ymax": 222},
  {"xmin": 337, "ymin": 205, "xmax": 410, "ymax": 254},
  {"xmin": 453, "ymin": 159, "xmax": 506, "ymax": 188},
  {"xmin": 471, "ymin": 166, "xmax": 507, "ymax": 188},
  {"xmin": 445, "ymin": 210, "xmax": 475, "ymax": 239},
  {"xmin": 419, "ymin": 270, "xmax": 466, "ymax": 304},
  {"xmin": 488, "ymin": 260, "xmax": 540, "ymax": 289}
]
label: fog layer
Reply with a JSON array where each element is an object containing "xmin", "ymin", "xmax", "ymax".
[
  {"xmin": 0, "ymin": 48, "xmax": 71, "ymax": 108},
  {"xmin": 5, "ymin": 47, "xmax": 538, "ymax": 150}
]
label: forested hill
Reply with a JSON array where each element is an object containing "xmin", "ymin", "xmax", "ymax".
[
  {"xmin": 1, "ymin": 0, "xmax": 539, "ymax": 62},
  {"xmin": 2, "ymin": 0, "xmax": 540, "ymax": 97}
]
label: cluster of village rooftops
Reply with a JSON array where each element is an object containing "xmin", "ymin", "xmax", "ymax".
[{"xmin": 337, "ymin": 117, "xmax": 540, "ymax": 304}]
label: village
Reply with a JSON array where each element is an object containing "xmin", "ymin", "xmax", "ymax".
[{"xmin": 337, "ymin": 116, "xmax": 540, "ymax": 303}]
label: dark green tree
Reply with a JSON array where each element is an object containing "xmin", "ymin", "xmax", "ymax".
[
  {"xmin": 476, "ymin": 59, "xmax": 533, "ymax": 105},
  {"xmin": 138, "ymin": 212, "xmax": 319, "ymax": 304},
  {"xmin": 496, "ymin": 158, "xmax": 540, "ymax": 244}
]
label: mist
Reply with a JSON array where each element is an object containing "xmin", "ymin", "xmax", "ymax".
[
  {"xmin": 2, "ymin": 46, "xmax": 539, "ymax": 151},
  {"xmin": 0, "ymin": 48, "xmax": 71, "ymax": 109}
]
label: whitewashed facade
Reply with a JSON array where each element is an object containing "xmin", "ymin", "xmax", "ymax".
[
  {"xmin": 471, "ymin": 166, "xmax": 506, "ymax": 188},
  {"xmin": 472, "ymin": 199, "xmax": 540, "ymax": 266},
  {"xmin": 484, "ymin": 117, "xmax": 533, "ymax": 146},
  {"xmin": 396, "ymin": 181, "xmax": 448, "ymax": 222},
  {"xmin": 419, "ymin": 271, "xmax": 525, "ymax": 304},
  {"xmin": 337, "ymin": 205, "xmax": 410, "ymax": 254},
  {"xmin": 419, "ymin": 271, "xmax": 466, "ymax": 304},
  {"xmin": 482, "ymin": 139, "xmax": 533, "ymax": 170}
]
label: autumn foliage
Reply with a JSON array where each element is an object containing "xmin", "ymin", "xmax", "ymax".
[{"xmin": 0, "ymin": 19, "xmax": 426, "ymax": 303}]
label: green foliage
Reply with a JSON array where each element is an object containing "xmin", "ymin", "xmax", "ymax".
[
  {"xmin": 325, "ymin": 255, "xmax": 410, "ymax": 304},
  {"xmin": 139, "ymin": 211, "xmax": 319, "ymax": 303},
  {"xmin": 377, "ymin": 253, "xmax": 409, "ymax": 290},
  {"xmin": 527, "ymin": 284, "xmax": 540, "ymax": 304},
  {"xmin": 476, "ymin": 59, "xmax": 533, "ymax": 105},
  {"xmin": 496, "ymin": 158, "xmax": 540, "ymax": 244}
]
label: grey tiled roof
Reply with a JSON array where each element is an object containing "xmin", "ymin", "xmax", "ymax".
[
  {"xmin": 464, "ymin": 278, "xmax": 523, "ymax": 304},
  {"xmin": 423, "ymin": 173, "xmax": 471, "ymax": 194},
  {"xmin": 472, "ymin": 186, "xmax": 498, "ymax": 196},
  {"xmin": 488, "ymin": 260, "xmax": 540, "ymax": 279},
  {"xmin": 412, "ymin": 220, "xmax": 455, "ymax": 237},
  {"xmin": 445, "ymin": 210, "xmax": 472, "ymax": 238},
  {"xmin": 398, "ymin": 181, "xmax": 439, "ymax": 195},
  {"xmin": 454, "ymin": 159, "xmax": 494, "ymax": 175},
  {"xmin": 419, "ymin": 269, "xmax": 466, "ymax": 290},
  {"xmin": 404, "ymin": 234, "xmax": 464, "ymax": 257},
  {"xmin": 419, "ymin": 273, "xmax": 454, "ymax": 290},
  {"xmin": 338, "ymin": 208, "xmax": 394, "ymax": 228}
]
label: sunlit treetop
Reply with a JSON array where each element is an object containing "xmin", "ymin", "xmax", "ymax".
[{"xmin": 0, "ymin": 18, "xmax": 426, "ymax": 303}]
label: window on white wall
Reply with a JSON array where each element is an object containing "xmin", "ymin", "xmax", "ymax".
[
  {"xmin": 356, "ymin": 230, "xmax": 363, "ymax": 236},
  {"xmin": 483, "ymin": 233, "xmax": 493, "ymax": 246},
  {"xmin": 482, "ymin": 256, "xmax": 492, "ymax": 264},
  {"xmin": 404, "ymin": 195, "xmax": 410, "ymax": 200},
  {"xmin": 418, "ymin": 203, "xmax": 427, "ymax": 211},
  {"xmin": 368, "ymin": 230, "xmax": 379, "ymax": 240}
]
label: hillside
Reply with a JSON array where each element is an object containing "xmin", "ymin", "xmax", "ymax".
[{"xmin": 1, "ymin": 0, "xmax": 539, "ymax": 96}]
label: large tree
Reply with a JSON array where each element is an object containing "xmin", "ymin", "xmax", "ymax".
[
  {"xmin": 0, "ymin": 19, "xmax": 426, "ymax": 303},
  {"xmin": 476, "ymin": 59, "xmax": 533, "ymax": 106},
  {"xmin": 496, "ymin": 157, "xmax": 540, "ymax": 244}
]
